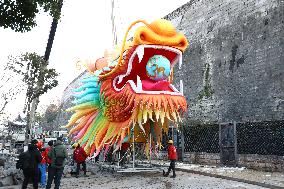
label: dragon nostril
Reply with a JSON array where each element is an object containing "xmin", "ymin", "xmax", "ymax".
[
  {"xmin": 140, "ymin": 34, "xmax": 145, "ymax": 40},
  {"xmin": 179, "ymin": 42, "xmax": 185, "ymax": 46}
]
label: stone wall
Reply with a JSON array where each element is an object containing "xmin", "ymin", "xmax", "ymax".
[
  {"xmin": 165, "ymin": 0, "xmax": 284, "ymax": 123},
  {"xmin": 180, "ymin": 152, "xmax": 284, "ymax": 172},
  {"xmin": 238, "ymin": 154, "xmax": 284, "ymax": 172},
  {"xmin": 183, "ymin": 152, "xmax": 220, "ymax": 165}
]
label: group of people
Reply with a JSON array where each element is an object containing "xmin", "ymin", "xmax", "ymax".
[
  {"xmin": 17, "ymin": 137, "xmax": 177, "ymax": 189},
  {"xmin": 17, "ymin": 137, "xmax": 88, "ymax": 189}
]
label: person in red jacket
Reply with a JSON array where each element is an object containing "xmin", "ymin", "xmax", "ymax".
[
  {"xmin": 73, "ymin": 143, "xmax": 88, "ymax": 177},
  {"xmin": 163, "ymin": 140, "xmax": 177, "ymax": 178},
  {"xmin": 37, "ymin": 140, "xmax": 47, "ymax": 188},
  {"xmin": 45, "ymin": 140, "xmax": 54, "ymax": 166}
]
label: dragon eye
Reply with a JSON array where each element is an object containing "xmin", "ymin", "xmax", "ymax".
[{"xmin": 146, "ymin": 55, "xmax": 171, "ymax": 81}]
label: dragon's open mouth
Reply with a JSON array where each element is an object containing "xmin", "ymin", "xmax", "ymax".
[{"xmin": 113, "ymin": 45, "xmax": 184, "ymax": 95}]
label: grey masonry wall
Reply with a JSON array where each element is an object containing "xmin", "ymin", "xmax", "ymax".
[
  {"xmin": 55, "ymin": 71, "xmax": 88, "ymax": 128},
  {"xmin": 165, "ymin": 0, "xmax": 284, "ymax": 123}
]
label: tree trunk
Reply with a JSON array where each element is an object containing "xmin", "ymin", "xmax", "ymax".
[
  {"xmin": 25, "ymin": 97, "xmax": 39, "ymax": 143},
  {"xmin": 25, "ymin": 104, "xmax": 30, "ymax": 145},
  {"xmin": 25, "ymin": 0, "xmax": 64, "ymax": 143},
  {"xmin": 44, "ymin": 0, "xmax": 63, "ymax": 62}
]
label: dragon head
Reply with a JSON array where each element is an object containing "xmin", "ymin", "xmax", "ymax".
[
  {"xmin": 103, "ymin": 19, "xmax": 187, "ymax": 92},
  {"xmin": 100, "ymin": 19, "xmax": 188, "ymax": 122},
  {"xmin": 66, "ymin": 19, "xmax": 188, "ymax": 156}
]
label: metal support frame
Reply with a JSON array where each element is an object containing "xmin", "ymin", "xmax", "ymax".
[
  {"xmin": 132, "ymin": 123, "xmax": 135, "ymax": 168},
  {"xmin": 149, "ymin": 133, "xmax": 152, "ymax": 165},
  {"xmin": 96, "ymin": 121, "xmax": 163, "ymax": 173}
]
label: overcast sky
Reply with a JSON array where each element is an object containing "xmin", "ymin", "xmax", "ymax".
[{"xmin": 0, "ymin": 0, "xmax": 188, "ymax": 119}]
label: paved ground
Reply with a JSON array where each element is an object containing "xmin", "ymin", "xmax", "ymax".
[
  {"xmin": 158, "ymin": 161, "xmax": 284, "ymax": 188},
  {"xmin": 58, "ymin": 171, "xmax": 268, "ymax": 189},
  {"xmin": 3, "ymin": 161, "xmax": 284, "ymax": 189},
  {"xmin": 3, "ymin": 170, "xmax": 268, "ymax": 189}
]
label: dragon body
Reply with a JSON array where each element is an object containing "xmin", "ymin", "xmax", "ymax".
[{"xmin": 64, "ymin": 19, "xmax": 188, "ymax": 156}]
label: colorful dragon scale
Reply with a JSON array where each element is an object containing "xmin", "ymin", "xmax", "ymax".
[{"xmin": 64, "ymin": 19, "xmax": 189, "ymax": 157}]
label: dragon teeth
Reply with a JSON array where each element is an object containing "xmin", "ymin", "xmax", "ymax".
[
  {"xmin": 136, "ymin": 45, "xmax": 144, "ymax": 63},
  {"xmin": 136, "ymin": 75, "xmax": 142, "ymax": 92},
  {"xmin": 179, "ymin": 54, "xmax": 182, "ymax": 69}
]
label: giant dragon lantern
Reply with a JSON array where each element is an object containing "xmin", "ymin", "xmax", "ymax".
[{"xmin": 64, "ymin": 19, "xmax": 188, "ymax": 157}]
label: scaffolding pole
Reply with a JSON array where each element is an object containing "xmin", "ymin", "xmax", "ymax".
[
  {"xmin": 132, "ymin": 123, "xmax": 135, "ymax": 169},
  {"xmin": 149, "ymin": 133, "xmax": 152, "ymax": 165}
]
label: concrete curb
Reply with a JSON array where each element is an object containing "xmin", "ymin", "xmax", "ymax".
[{"xmin": 151, "ymin": 163, "xmax": 282, "ymax": 189}]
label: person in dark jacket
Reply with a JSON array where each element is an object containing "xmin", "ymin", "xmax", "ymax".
[
  {"xmin": 73, "ymin": 143, "xmax": 88, "ymax": 177},
  {"xmin": 21, "ymin": 139, "xmax": 42, "ymax": 189},
  {"xmin": 120, "ymin": 142, "xmax": 129, "ymax": 166},
  {"xmin": 46, "ymin": 137, "xmax": 68, "ymax": 189},
  {"xmin": 163, "ymin": 140, "xmax": 177, "ymax": 178}
]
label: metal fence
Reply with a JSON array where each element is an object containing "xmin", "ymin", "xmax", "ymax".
[
  {"xmin": 183, "ymin": 124, "xmax": 220, "ymax": 153},
  {"xmin": 180, "ymin": 120, "xmax": 284, "ymax": 156},
  {"xmin": 237, "ymin": 120, "xmax": 284, "ymax": 156}
]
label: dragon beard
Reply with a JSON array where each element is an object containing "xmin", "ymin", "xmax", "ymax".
[{"xmin": 97, "ymin": 78, "xmax": 186, "ymax": 153}]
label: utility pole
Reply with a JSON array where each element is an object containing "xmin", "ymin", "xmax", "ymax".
[{"xmin": 27, "ymin": 0, "xmax": 64, "ymax": 143}]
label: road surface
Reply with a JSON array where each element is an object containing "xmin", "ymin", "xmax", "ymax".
[{"xmin": 57, "ymin": 170, "xmax": 267, "ymax": 189}]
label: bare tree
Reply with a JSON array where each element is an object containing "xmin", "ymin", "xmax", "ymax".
[
  {"xmin": 0, "ymin": 61, "xmax": 25, "ymax": 117},
  {"xmin": 7, "ymin": 53, "xmax": 59, "ymax": 142}
]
